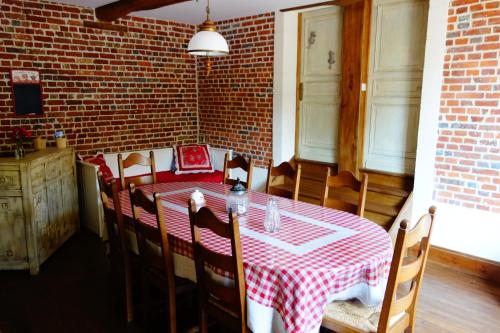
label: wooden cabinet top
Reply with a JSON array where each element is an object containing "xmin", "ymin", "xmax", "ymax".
[{"xmin": 0, "ymin": 148, "xmax": 74, "ymax": 166}]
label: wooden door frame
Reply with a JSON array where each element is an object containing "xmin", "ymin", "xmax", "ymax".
[
  {"xmin": 294, "ymin": 0, "xmax": 371, "ymax": 177},
  {"xmin": 294, "ymin": 12, "xmax": 303, "ymax": 158}
]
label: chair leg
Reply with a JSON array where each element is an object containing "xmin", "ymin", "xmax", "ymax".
[
  {"xmin": 108, "ymin": 255, "xmax": 122, "ymax": 317},
  {"xmin": 167, "ymin": 290, "xmax": 177, "ymax": 333},
  {"xmin": 124, "ymin": 265, "xmax": 134, "ymax": 323},
  {"xmin": 199, "ymin": 303, "xmax": 208, "ymax": 333},
  {"xmin": 141, "ymin": 270, "xmax": 150, "ymax": 330}
]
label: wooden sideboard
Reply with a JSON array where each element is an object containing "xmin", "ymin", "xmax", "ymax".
[{"xmin": 0, "ymin": 148, "xmax": 79, "ymax": 274}]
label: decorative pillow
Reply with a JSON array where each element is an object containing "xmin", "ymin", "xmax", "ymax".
[
  {"xmin": 174, "ymin": 144, "xmax": 214, "ymax": 175},
  {"xmin": 85, "ymin": 154, "xmax": 114, "ymax": 181}
]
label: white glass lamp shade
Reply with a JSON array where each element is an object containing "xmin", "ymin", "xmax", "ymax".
[{"xmin": 188, "ymin": 30, "xmax": 229, "ymax": 56}]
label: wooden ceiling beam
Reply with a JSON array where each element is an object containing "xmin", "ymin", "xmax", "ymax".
[
  {"xmin": 280, "ymin": 0, "xmax": 364, "ymax": 12},
  {"xmin": 95, "ymin": 0, "xmax": 190, "ymax": 21}
]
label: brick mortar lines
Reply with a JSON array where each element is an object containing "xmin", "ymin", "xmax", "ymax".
[{"xmin": 434, "ymin": 0, "xmax": 499, "ymax": 212}]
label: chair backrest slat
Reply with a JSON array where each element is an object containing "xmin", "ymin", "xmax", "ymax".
[
  {"xmin": 322, "ymin": 169, "xmax": 368, "ymax": 217},
  {"xmin": 265, "ymin": 159, "xmax": 302, "ymax": 201},
  {"xmin": 118, "ymin": 151, "xmax": 157, "ymax": 190},
  {"xmin": 188, "ymin": 200, "xmax": 247, "ymax": 332},
  {"xmin": 191, "ymin": 207, "xmax": 233, "ymax": 239},
  {"xmin": 398, "ymin": 255, "xmax": 424, "ymax": 283},
  {"xmin": 197, "ymin": 244, "xmax": 236, "ymax": 273},
  {"xmin": 403, "ymin": 213, "xmax": 433, "ymax": 248},
  {"xmin": 323, "ymin": 198, "xmax": 358, "ymax": 215},
  {"xmin": 388, "ymin": 313, "xmax": 410, "ymax": 333},
  {"xmin": 377, "ymin": 206, "xmax": 436, "ymax": 333},
  {"xmin": 389, "ymin": 282, "xmax": 417, "ymax": 318},
  {"xmin": 134, "ymin": 219, "xmax": 162, "ymax": 244},
  {"xmin": 223, "ymin": 153, "xmax": 254, "ymax": 190}
]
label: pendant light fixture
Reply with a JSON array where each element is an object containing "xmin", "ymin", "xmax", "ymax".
[{"xmin": 188, "ymin": 0, "xmax": 229, "ymax": 75}]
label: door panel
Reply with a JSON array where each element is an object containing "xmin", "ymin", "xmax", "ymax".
[
  {"xmin": 298, "ymin": 6, "xmax": 343, "ymax": 163},
  {"xmin": 369, "ymin": 103, "xmax": 419, "ymax": 157},
  {"xmin": 43, "ymin": 181, "xmax": 63, "ymax": 260},
  {"xmin": 300, "ymin": 102, "xmax": 340, "ymax": 162},
  {"xmin": 374, "ymin": 1, "xmax": 427, "ymax": 71},
  {"xmin": 61, "ymin": 175, "xmax": 78, "ymax": 236},
  {"xmin": 364, "ymin": 0, "xmax": 428, "ymax": 174}
]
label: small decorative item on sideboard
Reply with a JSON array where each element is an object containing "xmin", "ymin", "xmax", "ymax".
[
  {"xmin": 11, "ymin": 126, "xmax": 32, "ymax": 159},
  {"xmin": 34, "ymin": 136, "xmax": 47, "ymax": 151},
  {"xmin": 54, "ymin": 130, "xmax": 67, "ymax": 149}
]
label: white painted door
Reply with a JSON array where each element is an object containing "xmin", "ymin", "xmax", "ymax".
[
  {"xmin": 363, "ymin": 0, "xmax": 429, "ymax": 174},
  {"xmin": 297, "ymin": 7, "xmax": 343, "ymax": 163}
]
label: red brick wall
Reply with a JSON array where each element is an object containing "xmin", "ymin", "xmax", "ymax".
[
  {"xmin": 0, "ymin": 0, "xmax": 198, "ymax": 156},
  {"xmin": 434, "ymin": 0, "xmax": 499, "ymax": 213},
  {"xmin": 198, "ymin": 13, "xmax": 275, "ymax": 167}
]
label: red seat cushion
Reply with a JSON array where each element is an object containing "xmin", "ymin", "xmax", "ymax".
[
  {"xmin": 156, "ymin": 170, "xmax": 223, "ymax": 183},
  {"xmin": 115, "ymin": 170, "xmax": 223, "ymax": 188}
]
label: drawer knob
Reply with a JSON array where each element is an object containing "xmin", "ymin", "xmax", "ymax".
[
  {"xmin": 6, "ymin": 250, "xmax": 13, "ymax": 257},
  {"xmin": 1, "ymin": 202, "xmax": 8, "ymax": 209},
  {"xmin": 0, "ymin": 177, "xmax": 5, "ymax": 184}
]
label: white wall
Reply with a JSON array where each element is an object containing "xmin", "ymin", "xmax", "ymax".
[
  {"xmin": 272, "ymin": 10, "xmax": 299, "ymax": 164},
  {"xmin": 231, "ymin": 167, "xmax": 268, "ymax": 192},
  {"xmin": 413, "ymin": 0, "xmax": 449, "ymax": 225},
  {"xmin": 414, "ymin": 0, "xmax": 499, "ymax": 262},
  {"xmin": 431, "ymin": 204, "xmax": 500, "ymax": 261}
]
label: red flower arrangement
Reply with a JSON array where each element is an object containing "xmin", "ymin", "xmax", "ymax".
[
  {"xmin": 12, "ymin": 126, "xmax": 33, "ymax": 144},
  {"xmin": 11, "ymin": 126, "xmax": 32, "ymax": 159}
]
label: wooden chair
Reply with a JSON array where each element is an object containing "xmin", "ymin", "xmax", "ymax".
[
  {"xmin": 322, "ymin": 206, "xmax": 436, "ymax": 333},
  {"xmin": 118, "ymin": 151, "xmax": 157, "ymax": 190},
  {"xmin": 265, "ymin": 159, "xmax": 302, "ymax": 201},
  {"xmin": 188, "ymin": 200, "xmax": 247, "ymax": 333},
  {"xmin": 322, "ymin": 169, "xmax": 368, "ymax": 217},
  {"xmin": 129, "ymin": 184, "xmax": 194, "ymax": 333},
  {"xmin": 223, "ymin": 153, "xmax": 254, "ymax": 190},
  {"xmin": 97, "ymin": 172, "xmax": 135, "ymax": 323}
]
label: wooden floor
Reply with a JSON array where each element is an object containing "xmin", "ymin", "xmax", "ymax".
[{"xmin": 1, "ymin": 232, "xmax": 499, "ymax": 333}]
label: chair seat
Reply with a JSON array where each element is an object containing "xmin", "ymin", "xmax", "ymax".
[
  {"xmin": 323, "ymin": 300, "xmax": 380, "ymax": 333},
  {"xmin": 323, "ymin": 300, "xmax": 406, "ymax": 333}
]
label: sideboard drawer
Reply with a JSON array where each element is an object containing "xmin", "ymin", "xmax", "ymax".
[
  {"xmin": 0, "ymin": 197, "xmax": 23, "ymax": 215},
  {"xmin": 0, "ymin": 197, "xmax": 27, "ymax": 262},
  {"xmin": 0, "ymin": 171, "xmax": 21, "ymax": 191}
]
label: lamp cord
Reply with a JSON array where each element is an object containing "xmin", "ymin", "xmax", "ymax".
[{"xmin": 206, "ymin": 0, "xmax": 210, "ymax": 20}]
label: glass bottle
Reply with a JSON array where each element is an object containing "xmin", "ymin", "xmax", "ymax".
[{"xmin": 264, "ymin": 197, "xmax": 281, "ymax": 232}]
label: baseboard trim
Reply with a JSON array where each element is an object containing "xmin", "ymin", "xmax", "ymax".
[{"xmin": 427, "ymin": 246, "xmax": 500, "ymax": 284}]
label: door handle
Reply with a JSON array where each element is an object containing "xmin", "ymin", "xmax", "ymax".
[
  {"xmin": 328, "ymin": 51, "xmax": 335, "ymax": 69},
  {"xmin": 299, "ymin": 82, "xmax": 304, "ymax": 101}
]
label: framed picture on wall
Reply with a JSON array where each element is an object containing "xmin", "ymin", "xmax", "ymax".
[{"xmin": 10, "ymin": 69, "xmax": 43, "ymax": 117}]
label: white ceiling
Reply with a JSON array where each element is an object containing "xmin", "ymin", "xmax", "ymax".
[{"xmin": 51, "ymin": 0, "xmax": 324, "ymax": 24}]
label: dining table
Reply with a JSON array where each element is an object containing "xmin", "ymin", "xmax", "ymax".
[{"xmin": 117, "ymin": 181, "xmax": 393, "ymax": 333}]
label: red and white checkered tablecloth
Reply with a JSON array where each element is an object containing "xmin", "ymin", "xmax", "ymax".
[{"xmin": 118, "ymin": 182, "xmax": 392, "ymax": 333}]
